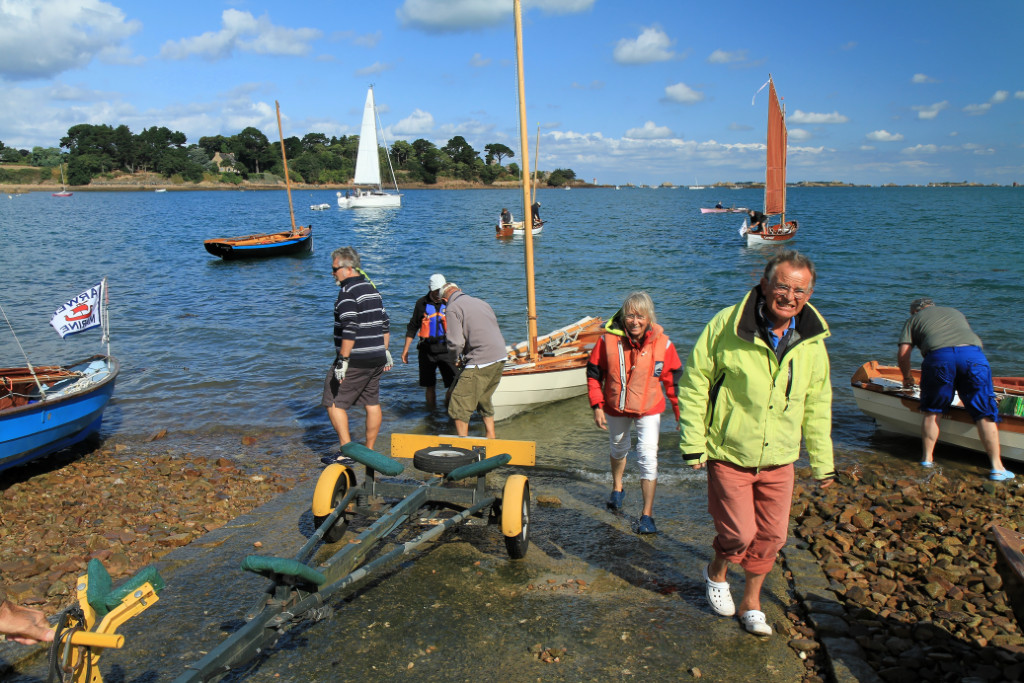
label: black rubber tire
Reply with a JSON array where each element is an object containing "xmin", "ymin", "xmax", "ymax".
[
  {"xmin": 413, "ymin": 446, "xmax": 479, "ymax": 474},
  {"xmin": 313, "ymin": 467, "xmax": 355, "ymax": 543},
  {"xmin": 504, "ymin": 480, "xmax": 530, "ymax": 559}
]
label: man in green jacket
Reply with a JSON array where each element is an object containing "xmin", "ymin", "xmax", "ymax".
[{"xmin": 678, "ymin": 251, "xmax": 835, "ymax": 637}]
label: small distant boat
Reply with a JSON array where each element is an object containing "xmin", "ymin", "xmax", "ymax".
[
  {"xmin": 742, "ymin": 75, "xmax": 798, "ymax": 247},
  {"xmin": 337, "ymin": 86, "xmax": 401, "ymax": 209},
  {"xmin": 850, "ymin": 360, "xmax": 1024, "ymax": 462},
  {"xmin": 495, "ymin": 220, "xmax": 544, "ymax": 239},
  {"xmin": 1, "ymin": 280, "xmax": 118, "ymax": 473},
  {"xmin": 205, "ymin": 101, "xmax": 313, "ymax": 260},
  {"xmin": 688, "ymin": 178, "xmax": 705, "ymax": 190},
  {"xmin": 700, "ymin": 206, "xmax": 748, "ymax": 214},
  {"xmin": 52, "ymin": 160, "xmax": 72, "ymax": 197},
  {"xmin": 310, "ymin": 203, "xmax": 331, "ymax": 211},
  {"xmin": 154, "ymin": 188, "xmax": 167, "ymax": 193}
]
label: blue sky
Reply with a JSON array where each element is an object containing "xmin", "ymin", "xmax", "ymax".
[{"xmin": 1, "ymin": 0, "xmax": 1022, "ymax": 186}]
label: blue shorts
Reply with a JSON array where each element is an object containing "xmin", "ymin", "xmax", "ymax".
[{"xmin": 919, "ymin": 346, "xmax": 999, "ymax": 421}]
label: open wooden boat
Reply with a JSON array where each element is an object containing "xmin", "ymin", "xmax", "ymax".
[
  {"xmin": 700, "ymin": 207, "xmax": 748, "ymax": 214},
  {"xmin": 991, "ymin": 525, "xmax": 1024, "ymax": 626},
  {"xmin": 489, "ymin": 0, "xmax": 602, "ymax": 421},
  {"xmin": 851, "ymin": 360, "xmax": 1024, "ymax": 462},
  {"xmin": 204, "ymin": 101, "xmax": 313, "ymax": 260},
  {"xmin": 743, "ymin": 75, "xmax": 798, "ymax": 246},
  {"xmin": 1, "ymin": 355, "xmax": 119, "ymax": 473},
  {"xmin": 495, "ymin": 219, "xmax": 544, "ymax": 238}
]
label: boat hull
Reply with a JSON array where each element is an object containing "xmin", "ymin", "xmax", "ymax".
[
  {"xmin": 701, "ymin": 207, "xmax": 748, "ymax": 213},
  {"xmin": 491, "ymin": 317, "xmax": 604, "ymax": 420},
  {"xmin": 496, "ymin": 220, "xmax": 544, "ymax": 238},
  {"xmin": 338, "ymin": 192, "xmax": 401, "ymax": 209},
  {"xmin": 204, "ymin": 226, "xmax": 313, "ymax": 260},
  {"xmin": 746, "ymin": 221, "xmax": 798, "ymax": 245},
  {"xmin": 0, "ymin": 355, "xmax": 119, "ymax": 472},
  {"xmin": 850, "ymin": 361, "xmax": 1024, "ymax": 462}
]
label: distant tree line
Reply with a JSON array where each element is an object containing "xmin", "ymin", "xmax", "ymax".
[{"xmin": 0, "ymin": 126, "xmax": 578, "ymax": 187}]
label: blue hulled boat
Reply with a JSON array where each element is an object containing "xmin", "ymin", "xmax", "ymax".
[
  {"xmin": 0, "ymin": 355, "xmax": 119, "ymax": 473},
  {"xmin": 203, "ymin": 226, "xmax": 313, "ymax": 260}
]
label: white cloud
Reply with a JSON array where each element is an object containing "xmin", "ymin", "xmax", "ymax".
[
  {"xmin": 625, "ymin": 121, "xmax": 675, "ymax": 140},
  {"xmin": 707, "ymin": 49, "xmax": 746, "ymax": 64},
  {"xmin": 160, "ymin": 10, "xmax": 321, "ymax": 61},
  {"xmin": 613, "ymin": 27, "xmax": 675, "ymax": 65},
  {"xmin": 664, "ymin": 82, "xmax": 704, "ymax": 104},
  {"xmin": 840, "ymin": 41, "xmax": 857, "ymax": 51},
  {"xmin": 911, "ymin": 73, "xmax": 937, "ymax": 84},
  {"xmin": 393, "ymin": 109, "xmax": 434, "ymax": 135},
  {"xmin": 788, "ymin": 128, "xmax": 812, "ymax": 142},
  {"xmin": 866, "ymin": 130, "xmax": 904, "ymax": 142},
  {"xmin": 355, "ymin": 61, "xmax": 395, "ymax": 77},
  {"xmin": 1016, "ymin": 91, "xmax": 1024, "ymax": 100},
  {"xmin": 963, "ymin": 103, "xmax": 991, "ymax": 115},
  {"xmin": 902, "ymin": 144, "xmax": 939, "ymax": 154},
  {"xmin": 0, "ymin": 0, "xmax": 141, "ymax": 80},
  {"xmin": 470, "ymin": 53, "xmax": 491, "ymax": 67},
  {"xmin": 396, "ymin": 0, "xmax": 595, "ymax": 33},
  {"xmin": 788, "ymin": 110, "xmax": 849, "ymax": 124},
  {"xmin": 912, "ymin": 101, "xmax": 949, "ymax": 120},
  {"xmin": 860, "ymin": 145, "xmax": 875, "ymax": 151},
  {"xmin": 991, "ymin": 90, "xmax": 1009, "ymax": 104}
]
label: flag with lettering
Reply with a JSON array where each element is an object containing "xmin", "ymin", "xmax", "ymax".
[{"xmin": 50, "ymin": 281, "xmax": 105, "ymax": 339}]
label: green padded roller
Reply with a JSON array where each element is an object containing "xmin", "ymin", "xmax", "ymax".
[
  {"xmin": 341, "ymin": 442, "xmax": 404, "ymax": 476},
  {"xmin": 241, "ymin": 555, "xmax": 326, "ymax": 587},
  {"xmin": 87, "ymin": 558, "xmax": 114, "ymax": 618},
  {"xmin": 447, "ymin": 453, "xmax": 512, "ymax": 481},
  {"xmin": 105, "ymin": 565, "xmax": 165, "ymax": 610}
]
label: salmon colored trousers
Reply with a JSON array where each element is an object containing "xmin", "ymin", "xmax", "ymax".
[{"xmin": 707, "ymin": 460, "xmax": 795, "ymax": 575}]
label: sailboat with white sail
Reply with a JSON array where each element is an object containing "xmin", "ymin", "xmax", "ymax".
[
  {"xmin": 742, "ymin": 75, "xmax": 798, "ymax": 246},
  {"xmin": 52, "ymin": 160, "xmax": 72, "ymax": 197},
  {"xmin": 490, "ymin": 0, "xmax": 604, "ymax": 422},
  {"xmin": 337, "ymin": 86, "xmax": 402, "ymax": 209}
]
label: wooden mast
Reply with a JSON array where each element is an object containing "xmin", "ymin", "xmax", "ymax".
[
  {"xmin": 531, "ymin": 124, "xmax": 540, "ymax": 207},
  {"xmin": 275, "ymin": 100, "xmax": 298, "ymax": 233},
  {"xmin": 513, "ymin": 0, "xmax": 538, "ymax": 360}
]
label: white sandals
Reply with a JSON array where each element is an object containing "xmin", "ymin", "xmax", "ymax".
[
  {"xmin": 739, "ymin": 609, "xmax": 773, "ymax": 636},
  {"xmin": 702, "ymin": 565, "xmax": 735, "ymax": 616}
]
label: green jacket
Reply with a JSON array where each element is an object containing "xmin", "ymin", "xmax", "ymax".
[{"xmin": 678, "ymin": 286, "xmax": 835, "ymax": 479}]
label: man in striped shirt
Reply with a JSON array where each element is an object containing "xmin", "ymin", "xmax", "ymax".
[{"xmin": 322, "ymin": 246, "xmax": 392, "ymax": 454}]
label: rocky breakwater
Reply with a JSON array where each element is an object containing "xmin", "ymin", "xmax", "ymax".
[
  {"xmin": 790, "ymin": 464, "xmax": 1024, "ymax": 682},
  {"xmin": 0, "ymin": 443, "xmax": 296, "ymax": 618}
]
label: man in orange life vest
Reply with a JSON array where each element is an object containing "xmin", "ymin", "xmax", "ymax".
[{"xmin": 401, "ymin": 274, "xmax": 457, "ymax": 410}]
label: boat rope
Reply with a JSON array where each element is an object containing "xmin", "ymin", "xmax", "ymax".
[
  {"xmin": 0, "ymin": 301, "xmax": 47, "ymax": 399},
  {"xmin": 373, "ymin": 106, "xmax": 401, "ymax": 194}
]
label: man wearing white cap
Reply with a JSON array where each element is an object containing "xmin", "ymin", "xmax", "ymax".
[{"xmin": 401, "ymin": 274, "xmax": 457, "ymax": 410}]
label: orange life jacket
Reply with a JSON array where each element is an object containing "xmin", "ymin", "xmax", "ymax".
[
  {"xmin": 419, "ymin": 301, "xmax": 446, "ymax": 338},
  {"xmin": 600, "ymin": 325, "xmax": 670, "ymax": 416}
]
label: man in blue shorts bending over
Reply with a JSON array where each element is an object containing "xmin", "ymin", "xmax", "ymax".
[{"xmin": 897, "ymin": 297, "xmax": 1011, "ymax": 480}]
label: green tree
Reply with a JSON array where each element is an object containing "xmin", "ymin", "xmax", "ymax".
[
  {"xmin": 198, "ymin": 135, "xmax": 231, "ymax": 157},
  {"xmin": 29, "ymin": 146, "xmax": 64, "ymax": 167},
  {"xmin": 546, "ymin": 168, "xmax": 577, "ymax": 187},
  {"xmin": 231, "ymin": 127, "xmax": 272, "ymax": 175},
  {"xmin": 301, "ymin": 133, "xmax": 329, "ymax": 151},
  {"xmin": 484, "ymin": 143, "xmax": 514, "ymax": 166},
  {"xmin": 442, "ymin": 136, "xmax": 478, "ymax": 167},
  {"xmin": 390, "ymin": 140, "xmax": 414, "ymax": 167}
]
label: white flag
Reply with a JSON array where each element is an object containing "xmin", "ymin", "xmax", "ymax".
[{"xmin": 50, "ymin": 281, "xmax": 104, "ymax": 339}]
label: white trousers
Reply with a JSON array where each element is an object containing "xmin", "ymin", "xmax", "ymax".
[{"xmin": 606, "ymin": 413, "xmax": 661, "ymax": 481}]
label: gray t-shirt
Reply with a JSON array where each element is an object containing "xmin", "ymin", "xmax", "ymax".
[{"xmin": 898, "ymin": 305, "xmax": 982, "ymax": 356}]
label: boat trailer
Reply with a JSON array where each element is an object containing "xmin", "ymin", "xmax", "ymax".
[{"xmin": 168, "ymin": 433, "xmax": 532, "ymax": 681}]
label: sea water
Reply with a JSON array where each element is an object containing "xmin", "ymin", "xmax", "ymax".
[{"xmin": 2, "ymin": 185, "xmax": 1023, "ymax": 480}]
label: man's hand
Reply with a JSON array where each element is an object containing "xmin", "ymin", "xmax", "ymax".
[
  {"xmin": 902, "ymin": 377, "xmax": 916, "ymax": 390},
  {"xmin": 333, "ymin": 356, "xmax": 349, "ymax": 381},
  {"xmin": 384, "ymin": 350, "xmax": 394, "ymax": 371},
  {"xmin": 0, "ymin": 600, "xmax": 54, "ymax": 645},
  {"xmin": 401, "ymin": 348, "xmax": 410, "ymax": 364},
  {"xmin": 592, "ymin": 406, "xmax": 607, "ymax": 430},
  {"xmin": 819, "ymin": 477, "xmax": 834, "ymax": 489}
]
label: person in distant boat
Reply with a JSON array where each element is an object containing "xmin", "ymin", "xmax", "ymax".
[
  {"xmin": 715, "ymin": 201, "xmax": 724, "ymax": 209},
  {"xmin": 897, "ymin": 298, "xmax": 1012, "ymax": 480},
  {"xmin": 500, "ymin": 208, "xmax": 513, "ymax": 226},
  {"xmin": 321, "ymin": 247, "xmax": 392, "ymax": 461},
  {"xmin": 440, "ymin": 283, "xmax": 506, "ymax": 439},
  {"xmin": 678, "ymin": 251, "xmax": 834, "ymax": 637},
  {"xmin": 0, "ymin": 588, "xmax": 53, "ymax": 645},
  {"xmin": 531, "ymin": 201, "xmax": 542, "ymax": 225},
  {"xmin": 747, "ymin": 209, "xmax": 766, "ymax": 232},
  {"xmin": 401, "ymin": 273, "xmax": 457, "ymax": 411},
  {"xmin": 586, "ymin": 291, "xmax": 681, "ymax": 535}
]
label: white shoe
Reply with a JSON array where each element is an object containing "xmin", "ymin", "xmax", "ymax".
[
  {"xmin": 739, "ymin": 609, "xmax": 773, "ymax": 636},
  {"xmin": 702, "ymin": 565, "xmax": 735, "ymax": 616}
]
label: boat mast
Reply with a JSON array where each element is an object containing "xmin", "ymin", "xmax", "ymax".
[
  {"xmin": 513, "ymin": 0, "xmax": 538, "ymax": 359},
  {"xmin": 275, "ymin": 101, "xmax": 298, "ymax": 233},
  {"xmin": 531, "ymin": 125, "xmax": 540, "ymax": 207}
]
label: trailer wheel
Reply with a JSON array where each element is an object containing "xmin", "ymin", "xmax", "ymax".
[
  {"xmin": 312, "ymin": 464, "xmax": 356, "ymax": 542},
  {"xmin": 501, "ymin": 475, "xmax": 530, "ymax": 559},
  {"xmin": 413, "ymin": 445, "xmax": 479, "ymax": 474}
]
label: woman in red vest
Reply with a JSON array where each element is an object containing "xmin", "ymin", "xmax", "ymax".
[{"xmin": 586, "ymin": 291, "xmax": 682, "ymax": 534}]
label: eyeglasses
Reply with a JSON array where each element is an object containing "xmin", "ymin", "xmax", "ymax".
[
  {"xmin": 771, "ymin": 283, "xmax": 811, "ymax": 299},
  {"xmin": 332, "ymin": 265, "xmax": 348, "ymax": 273}
]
